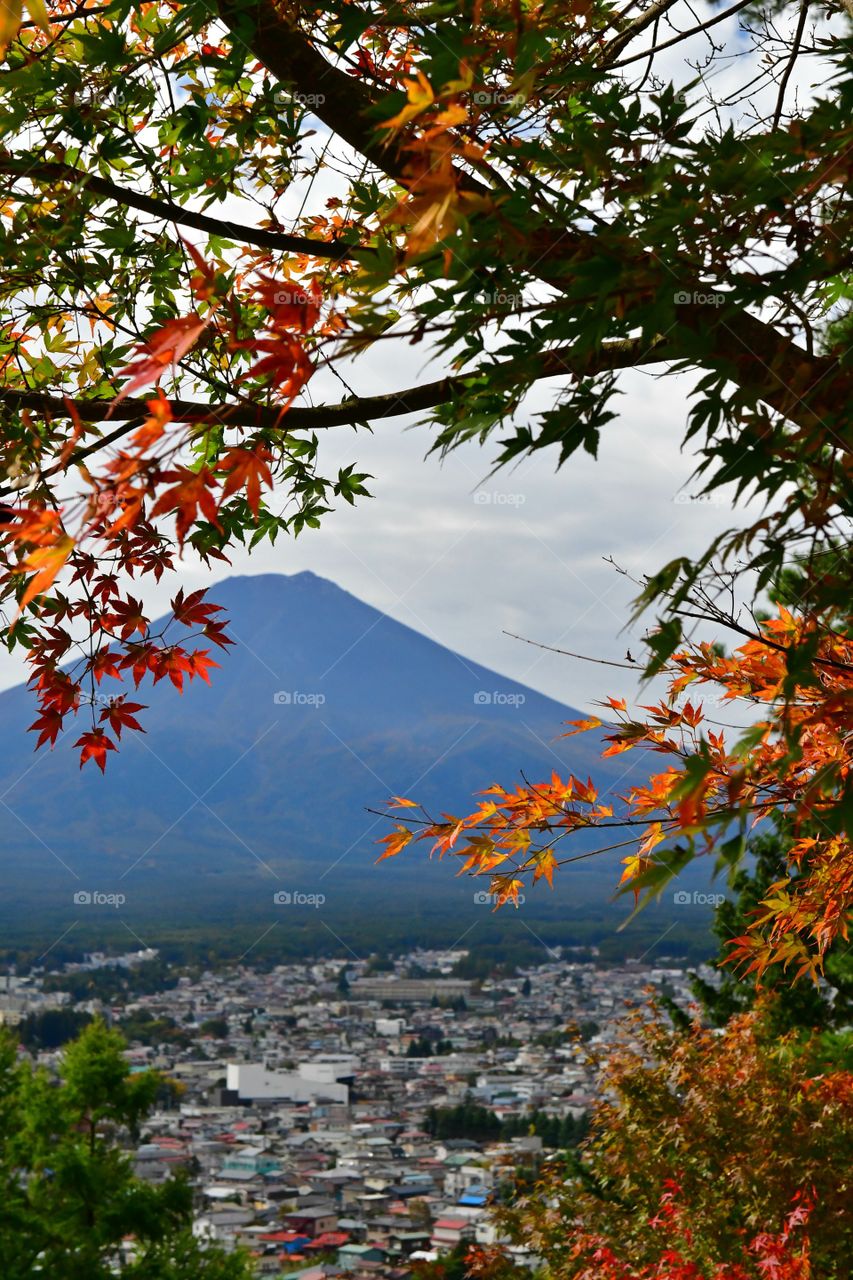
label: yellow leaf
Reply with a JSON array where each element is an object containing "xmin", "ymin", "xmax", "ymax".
[
  {"xmin": 381, "ymin": 72, "xmax": 435, "ymax": 131},
  {"xmin": 20, "ymin": 534, "xmax": 74, "ymax": 609},
  {"xmin": 25, "ymin": 0, "xmax": 49, "ymax": 32},
  {"xmin": 0, "ymin": 0, "xmax": 23, "ymax": 55}
]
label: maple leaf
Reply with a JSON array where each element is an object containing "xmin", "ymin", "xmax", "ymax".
[
  {"xmin": 219, "ymin": 447, "xmax": 274, "ymax": 517},
  {"xmin": 73, "ymin": 729, "xmax": 117, "ymax": 773},
  {"xmin": 29, "ymin": 707, "xmax": 64, "ymax": 749},
  {"xmin": 115, "ymin": 315, "xmax": 207, "ymax": 401},
  {"xmin": 129, "ymin": 391, "xmax": 173, "ymax": 453},
  {"xmin": 150, "ymin": 466, "xmax": 220, "ymax": 545},
  {"xmin": 376, "ymin": 826, "xmax": 414, "ymax": 863},
  {"xmin": 31, "ymin": 669, "xmax": 80, "ymax": 716},
  {"xmin": 171, "ymin": 587, "xmax": 224, "ymax": 628},
  {"xmin": 0, "ymin": 0, "xmax": 48, "ymax": 54},
  {"xmin": 89, "ymin": 649, "xmax": 124, "ymax": 685},
  {"xmin": 106, "ymin": 596, "xmax": 148, "ymax": 641},
  {"xmin": 253, "ymin": 276, "xmax": 322, "ymax": 330},
  {"xmin": 181, "ymin": 238, "xmax": 219, "ymax": 302},
  {"xmin": 19, "ymin": 534, "xmax": 74, "ymax": 609},
  {"xmin": 562, "ymin": 716, "xmax": 603, "ymax": 736},
  {"xmin": 380, "ymin": 71, "xmax": 435, "ymax": 131},
  {"xmin": 234, "ymin": 335, "xmax": 314, "ymax": 404},
  {"xmin": 150, "ymin": 646, "xmax": 219, "ymax": 691},
  {"xmin": 98, "ymin": 697, "xmax": 147, "ymax": 739},
  {"xmin": 187, "ymin": 649, "xmax": 219, "ymax": 684},
  {"xmin": 531, "ymin": 849, "xmax": 557, "ymax": 888}
]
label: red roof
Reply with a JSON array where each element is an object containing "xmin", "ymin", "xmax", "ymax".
[
  {"xmin": 307, "ymin": 1232, "xmax": 350, "ymax": 1248},
  {"xmin": 433, "ymin": 1218, "xmax": 469, "ymax": 1230}
]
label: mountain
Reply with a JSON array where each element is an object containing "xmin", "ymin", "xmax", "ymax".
[{"xmin": 0, "ymin": 573, "xmax": 713, "ymax": 957}]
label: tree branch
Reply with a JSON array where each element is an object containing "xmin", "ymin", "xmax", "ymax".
[
  {"xmin": 0, "ymin": 158, "xmax": 371, "ymax": 262},
  {"xmin": 604, "ymin": 0, "xmax": 754, "ymax": 70},
  {"xmin": 216, "ymin": 0, "xmax": 407, "ymax": 182},
  {"xmin": 215, "ymin": 0, "xmax": 490, "ymax": 197},
  {"xmin": 0, "ymin": 335, "xmax": 671, "ymax": 457},
  {"xmin": 60, "ymin": 2, "xmax": 848, "ymax": 452},
  {"xmin": 598, "ymin": 0, "xmax": 681, "ymax": 69}
]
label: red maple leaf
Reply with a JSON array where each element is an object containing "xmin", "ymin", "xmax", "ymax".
[
  {"xmin": 150, "ymin": 467, "xmax": 221, "ymax": 545},
  {"xmin": 74, "ymin": 729, "xmax": 117, "ymax": 773},
  {"xmin": 29, "ymin": 707, "xmax": 65, "ymax": 749},
  {"xmin": 98, "ymin": 697, "xmax": 147, "ymax": 739}
]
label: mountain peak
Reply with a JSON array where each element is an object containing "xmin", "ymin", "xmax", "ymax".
[{"xmin": 0, "ymin": 572, "xmax": 633, "ymax": 932}]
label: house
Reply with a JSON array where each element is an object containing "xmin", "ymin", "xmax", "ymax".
[
  {"xmin": 337, "ymin": 1243, "xmax": 388, "ymax": 1267},
  {"xmin": 285, "ymin": 1204, "xmax": 340, "ymax": 1237},
  {"xmin": 258, "ymin": 1230, "xmax": 313, "ymax": 1254},
  {"xmin": 221, "ymin": 1146, "xmax": 282, "ymax": 1176},
  {"xmin": 305, "ymin": 1232, "xmax": 351, "ymax": 1253},
  {"xmin": 430, "ymin": 1218, "xmax": 474, "ymax": 1254}
]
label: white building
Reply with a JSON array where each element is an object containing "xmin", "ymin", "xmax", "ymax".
[{"xmin": 226, "ymin": 1062, "xmax": 349, "ymax": 1103}]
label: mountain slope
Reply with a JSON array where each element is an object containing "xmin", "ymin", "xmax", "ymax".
[{"xmin": 0, "ymin": 573, "xmax": 689, "ymax": 942}]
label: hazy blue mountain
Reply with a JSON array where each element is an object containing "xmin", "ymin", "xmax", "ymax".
[{"xmin": 0, "ymin": 573, "xmax": 710, "ymax": 948}]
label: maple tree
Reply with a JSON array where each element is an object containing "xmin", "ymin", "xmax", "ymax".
[
  {"xmin": 0, "ymin": 2, "xmax": 849, "ymax": 966},
  {"xmin": 381, "ymin": 594, "xmax": 852, "ymax": 978},
  {"xmin": 472, "ymin": 1001, "xmax": 853, "ymax": 1279},
  {"xmin": 689, "ymin": 826, "xmax": 853, "ymax": 1032}
]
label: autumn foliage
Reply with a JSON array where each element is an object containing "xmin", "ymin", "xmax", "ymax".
[
  {"xmin": 480, "ymin": 1002, "xmax": 853, "ymax": 1278},
  {"xmin": 381, "ymin": 600, "xmax": 852, "ymax": 979}
]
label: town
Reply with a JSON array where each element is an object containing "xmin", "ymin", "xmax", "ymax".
[{"xmin": 0, "ymin": 947, "xmax": 699, "ymax": 1276}]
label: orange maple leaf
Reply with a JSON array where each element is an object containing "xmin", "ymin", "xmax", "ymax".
[
  {"xmin": 115, "ymin": 315, "xmax": 207, "ymax": 401},
  {"xmin": 219, "ymin": 447, "xmax": 274, "ymax": 517}
]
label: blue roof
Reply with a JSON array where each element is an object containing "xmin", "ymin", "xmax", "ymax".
[{"xmin": 459, "ymin": 1192, "xmax": 488, "ymax": 1205}]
